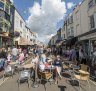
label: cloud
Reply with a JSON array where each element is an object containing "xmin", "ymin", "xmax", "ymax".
[
  {"xmin": 10, "ymin": 0, "xmax": 13, "ymax": 3},
  {"xmin": 67, "ymin": 2, "xmax": 75, "ymax": 9},
  {"xmin": 26, "ymin": 0, "xmax": 66, "ymax": 43}
]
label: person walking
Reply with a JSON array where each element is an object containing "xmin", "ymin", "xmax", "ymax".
[{"xmin": 12, "ymin": 46, "xmax": 18, "ymax": 61}]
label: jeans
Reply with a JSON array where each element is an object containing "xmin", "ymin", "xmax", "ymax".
[{"xmin": 12, "ymin": 55, "xmax": 17, "ymax": 62}]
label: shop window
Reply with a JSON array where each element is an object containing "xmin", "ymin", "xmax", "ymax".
[{"xmin": 90, "ymin": 15, "xmax": 95, "ymax": 29}]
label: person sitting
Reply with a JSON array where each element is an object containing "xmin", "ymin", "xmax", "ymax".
[
  {"xmin": 39, "ymin": 61, "xmax": 45, "ymax": 72},
  {"xmin": 53, "ymin": 55, "xmax": 62, "ymax": 84},
  {"xmin": 18, "ymin": 51, "xmax": 24, "ymax": 64},
  {"xmin": 31, "ymin": 55, "xmax": 39, "ymax": 68},
  {"xmin": 7, "ymin": 51, "xmax": 12, "ymax": 64}
]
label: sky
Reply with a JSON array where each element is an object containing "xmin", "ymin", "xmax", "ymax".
[{"xmin": 11, "ymin": 0, "xmax": 82, "ymax": 44}]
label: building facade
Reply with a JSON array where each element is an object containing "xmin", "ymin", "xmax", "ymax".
[{"xmin": 0, "ymin": 0, "xmax": 15, "ymax": 47}]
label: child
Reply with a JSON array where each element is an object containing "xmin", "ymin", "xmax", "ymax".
[{"xmin": 7, "ymin": 51, "xmax": 12, "ymax": 64}]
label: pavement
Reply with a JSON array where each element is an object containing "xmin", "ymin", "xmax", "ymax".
[{"xmin": 0, "ymin": 57, "xmax": 96, "ymax": 91}]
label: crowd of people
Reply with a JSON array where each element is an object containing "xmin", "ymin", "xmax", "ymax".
[
  {"xmin": 0, "ymin": 44, "xmax": 96, "ymax": 84},
  {"xmin": 0, "ymin": 46, "xmax": 29, "ymax": 71}
]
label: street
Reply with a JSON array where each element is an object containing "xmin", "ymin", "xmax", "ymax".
[
  {"xmin": 0, "ymin": 71, "xmax": 96, "ymax": 91},
  {"xmin": 0, "ymin": 57, "xmax": 96, "ymax": 91}
]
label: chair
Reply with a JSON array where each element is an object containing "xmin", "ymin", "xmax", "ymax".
[
  {"xmin": 17, "ymin": 70, "xmax": 30, "ymax": 88},
  {"xmin": 38, "ymin": 70, "xmax": 52, "ymax": 83},
  {"xmin": 3, "ymin": 65, "xmax": 14, "ymax": 80},
  {"xmin": 73, "ymin": 64, "xmax": 90, "ymax": 91}
]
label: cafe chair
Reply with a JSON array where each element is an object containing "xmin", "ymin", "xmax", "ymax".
[
  {"xmin": 3, "ymin": 65, "xmax": 14, "ymax": 80},
  {"xmin": 80, "ymin": 64, "xmax": 89, "ymax": 72},
  {"xmin": 73, "ymin": 64, "xmax": 90, "ymax": 91},
  {"xmin": 38, "ymin": 70, "xmax": 52, "ymax": 83},
  {"xmin": 17, "ymin": 70, "xmax": 30, "ymax": 88}
]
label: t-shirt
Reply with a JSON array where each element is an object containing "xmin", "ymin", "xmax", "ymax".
[
  {"xmin": 53, "ymin": 59, "xmax": 62, "ymax": 67},
  {"xmin": 18, "ymin": 53, "xmax": 24, "ymax": 61},
  {"xmin": 31, "ymin": 57, "xmax": 38, "ymax": 65},
  {"xmin": 12, "ymin": 48, "xmax": 18, "ymax": 56},
  {"xmin": 39, "ymin": 62, "xmax": 45, "ymax": 71}
]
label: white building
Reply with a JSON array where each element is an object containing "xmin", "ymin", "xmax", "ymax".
[
  {"xmin": 14, "ymin": 9, "xmax": 38, "ymax": 46},
  {"xmin": 14, "ymin": 9, "xmax": 26, "ymax": 45}
]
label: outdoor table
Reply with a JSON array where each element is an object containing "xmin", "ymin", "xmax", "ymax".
[
  {"xmin": 9, "ymin": 61, "xmax": 19, "ymax": 65},
  {"xmin": 63, "ymin": 58, "xmax": 68, "ymax": 61},
  {"xmin": 23, "ymin": 64, "xmax": 34, "ymax": 69},
  {"xmin": 65, "ymin": 61, "xmax": 73, "ymax": 65},
  {"xmin": 79, "ymin": 70, "xmax": 89, "ymax": 75}
]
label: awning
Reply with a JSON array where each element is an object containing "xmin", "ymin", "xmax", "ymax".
[{"xmin": 19, "ymin": 37, "xmax": 32, "ymax": 45}]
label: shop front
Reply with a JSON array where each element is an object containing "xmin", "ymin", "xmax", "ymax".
[
  {"xmin": 0, "ymin": 32, "xmax": 13, "ymax": 48},
  {"xmin": 78, "ymin": 30, "xmax": 96, "ymax": 80}
]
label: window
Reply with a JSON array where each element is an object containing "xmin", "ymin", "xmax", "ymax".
[
  {"xmin": 64, "ymin": 34, "xmax": 65, "ymax": 38},
  {"xmin": 5, "ymin": 7, "xmax": 9, "ymax": 14},
  {"xmin": 10, "ymin": 13, "xmax": 13, "ymax": 23},
  {"xmin": 0, "ymin": 10, "xmax": 4, "ymax": 17},
  {"xmin": 5, "ymin": 12, "xmax": 10, "ymax": 21},
  {"xmin": 4, "ymin": 23, "xmax": 9, "ymax": 32},
  {"xmin": 71, "ymin": 15, "xmax": 73, "ymax": 23},
  {"xmin": 0, "ymin": 22, "xmax": 3, "ymax": 27},
  {"xmin": 90, "ymin": 15, "xmax": 95, "ymax": 29},
  {"xmin": 71, "ymin": 27, "xmax": 74, "ymax": 36},
  {"xmin": 75, "ymin": 11, "xmax": 79, "ymax": 20},
  {"xmin": 20, "ymin": 20, "xmax": 23, "ymax": 27},
  {"xmin": 0, "ymin": 2, "xmax": 4, "ymax": 10},
  {"xmin": 89, "ymin": 0, "xmax": 94, "ymax": 8}
]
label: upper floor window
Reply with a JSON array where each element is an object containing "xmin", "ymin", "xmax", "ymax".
[
  {"xmin": 89, "ymin": 0, "xmax": 94, "ymax": 8},
  {"xmin": 0, "ymin": 2, "xmax": 4, "ymax": 10},
  {"xmin": 64, "ymin": 34, "xmax": 65, "ymax": 38},
  {"xmin": 0, "ymin": 10, "xmax": 4, "ymax": 18},
  {"xmin": 90, "ymin": 15, "xmax": 95, "ymax": 29},
  {"xmin": 20, "ymin": 20, "xmax": 23, "ymax": 27}
]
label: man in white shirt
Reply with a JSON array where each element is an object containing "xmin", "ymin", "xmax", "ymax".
[{"xmin": 12, "ymin": 46, "xmax": 18, "ymax": 61}]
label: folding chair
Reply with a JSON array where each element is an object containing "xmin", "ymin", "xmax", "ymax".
[
  {"xmin": 73, "ymin": 64, "xmax": 90, "ymax": 91},
  {"xmin": 17, "ymin": 70, "xmax": 30, "ymax": 88},
  {"xmin": 3, "ymin": 65, "xmax": 14, "ymax": 80}
]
